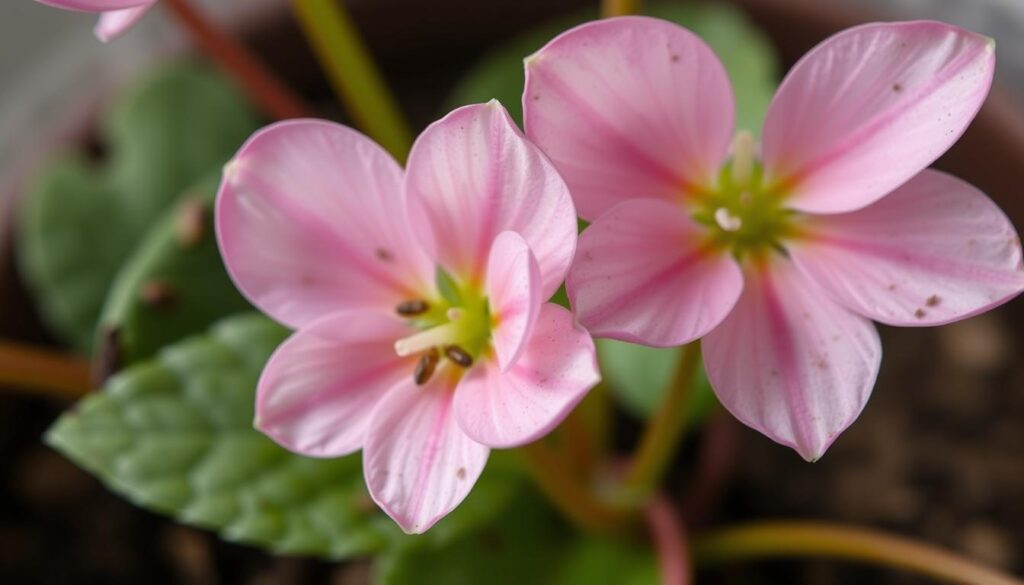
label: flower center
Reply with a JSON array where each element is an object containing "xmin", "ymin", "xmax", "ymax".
[
  {"xmin": 691, "ymin": 131, "xmax": 799, "ymax": 261},
  {"xmin": 392, "ymin": 271, "xmax": 492, "ymax": 385}
]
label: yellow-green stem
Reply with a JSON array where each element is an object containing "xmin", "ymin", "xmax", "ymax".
[
  {"xmin": 519, "ymin": 439, "xmax": 629, "ymax": 535},
  {"xmin": 291, "ymin": 0, "xmax": 413, "ymax": 161},
  {"xmin": 692, "ymin": 521, "xmax": 1024, "ymax": 585},
  {"xmin": 621, "ymin": 342, "xmax": 701, "ymax": 499},
  {"xmin": 601, "ymin": 0, "xmax": 644, "ymax": 17}
]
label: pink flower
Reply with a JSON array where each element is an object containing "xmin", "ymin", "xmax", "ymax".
[
  {"xmin": 34, "ymin": 0, "xmax": 156, "ymax": 42},
  {"xmin": 524, "ymin": 17, "xmax": 1024, "ymax": 461},
  {"xmin": 216, "ymin": 102, "xmax": 598, "ymax": 533}
]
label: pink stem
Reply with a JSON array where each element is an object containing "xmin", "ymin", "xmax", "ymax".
[{"xmin": 646, "ymin": 494, "xmax": 692, "ymax": 585}]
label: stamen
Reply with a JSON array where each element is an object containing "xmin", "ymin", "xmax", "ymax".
[
  {"xmin": 394, "ymin": 322, "xmax": 458, "ymax": 357},
  {"xmin": 414, "ymin": 349, "xmax": 440, "ymax": 385},
  {"xmin": 730, "ymin": 130, "xmax": 756, "ymax": 186},
  {"xmin": 445, "ymin": 345, "xmax": 474, "ymax": 368},
  {"xmin": 714, "ymin": 207, "xmax": 743, "ymax": 232},
  {"xmin": 396, "ymin": 299, "xmax": 430, "ymax": 316}
]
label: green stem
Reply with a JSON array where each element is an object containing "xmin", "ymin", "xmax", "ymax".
[
  {"xmin": 601, "ymin": 0, "xmax": 644, "ymax": 17},
  {"xmin": 692, "ymin": 521, "xmax": 1024, "ymax": 585},
  {"xmin": 290, "ymin": 0, "xmax": 414, "ymax": 161},
  {"xmin": 519, "ymin": 440, "xmax": 628, "ymax": 535},
  {"xmin": 621, "ymin": 342, "xmax": 701, "ymax": 499}
]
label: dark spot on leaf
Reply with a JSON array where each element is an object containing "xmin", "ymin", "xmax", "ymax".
[
  {"xmin": 174, "ymin": 197, "xmax": 207, "ymax": 248},
  {"xmin": 139, "ymin": 280, "xmax": 178, "ymax": 311},
  {"xmin": 93, "ymin": 326, "xmax": 122, "ymax": 386}
]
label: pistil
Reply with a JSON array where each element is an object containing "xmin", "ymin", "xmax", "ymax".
[{"xmin": 394, "ymin": 322, "xmax": 459, "ymax": 357}]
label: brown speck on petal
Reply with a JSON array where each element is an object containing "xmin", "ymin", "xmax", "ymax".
[
  {"xmin": 892, "ymin": 82, "xmax": 903, "ymax": 92},
  {"xmin": 456, "ymin": 467, "xmax": 466, "ymax": 480},
  {"xmin": 174, "ymin": 197, "xmax": 206, "ymax": 248},
  {"xmin": 926, "ymin": 295, "xmax": 941, "ymax": 308},
  {"xmin": 914, "ymin": 308, "xmax": 927, "ymax": 319},
  {"xmin": 375, "ymin": 247, "xmax": 393, "ymax": 262},
  {"xmin": 445, "ymin": 345, "xmax": 474, "ymax": 368}
]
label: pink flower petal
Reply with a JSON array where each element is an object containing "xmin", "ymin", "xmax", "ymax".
[
  {"xmin": 255, "ymin": 311, "xmax": 415, "ymax": 458},
  {"xmin": 762, "ymin": 21, "xmax": 995, "ymax": 214},
  {"xmin": 524, "ymin": 16, "xmax": 735, "ymax": 221},
  {"xmin": 486, "ymin": 231, "xmax": 542, "ymax": 371},
  {"xmin": 454, "ymin": 304, "xmax": 600, "ymax": 448},
  {"xmin": 217, "ymin": 120, "xmax": 433, "ymax": 329},
  {"xmin": 703, "ymin": 259, "xmax": 881, "ymax": 462},
  {"xmin": 567, "ymin": 198, "xmax": 743, "ymax": 347},
  {"xmin": 35, "ymin": 0, "xmax": 152, "ymax": 10},
  {"xmin": 405, "ymin": 102, "xmax": 577, "ymax": 299},
  {"xmin": 790, "ymin": 170, "xmax": 1024, "ymax": 326},
  {"xmin": 364, "ymin": 375, "xmax": 490, "ymax": 534},
  {"xmin": 94, "ymin": 5, "xmax": 152, "ymax": 41}
]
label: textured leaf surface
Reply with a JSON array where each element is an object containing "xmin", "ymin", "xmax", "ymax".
[
  {"xmin": 445, "ymin": 1, "xmax": 777, "ymax": 131},
  {"xmin": 47, "ymin": 314, "xmax": 524, "ymax": 558},
  {"xmin": 18, "ymin": 64, "xmax": 259, "ymax": 352},
  {"xmin": 99, "ymin": 176, "xmax": 251, "ymax": 366}
]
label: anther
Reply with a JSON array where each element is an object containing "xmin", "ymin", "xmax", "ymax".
[
  {"xmin": 396, "ymin": 299, "xmax": 429, "ymax": 316},
  {"xmin": 445, "ymin": 345, "xmax": 474, "ymax": 368},
  {"xmin": 414, "ymin": 349, "xmax": 440, "ymax": 385}
]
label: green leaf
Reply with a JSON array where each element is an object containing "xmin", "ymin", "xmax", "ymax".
[
  {"xmin": 445, "ymin": 1, "xmax": 777, "ymax": 131},
  {"xmin": 47, "ymin": 313, "xmax": 525, "ymax": 558},
  {"xmin": 597, "ymin": 339, "xmax": 718, "ymax": 421},
  {"xmin": 377, "ymin": 488, "xmax": 573, "ymax": 585},
  {"xmin": 379, "ymin": 488, "xmax": 661, "ymax": 585},
  {"xmin": 556, "ymin": 538, "xmax": 659, "ymax": 585},
  {"xmin": 46, "ymin": 314, "xmax": 392, "ymax": 559},
  {"xmin": 17, "ymin": 63, "xmax": 260, "ymax": 352},
  {"xmin": 98, "ymin": 175, "xmax": 251, "ymax": 366}
]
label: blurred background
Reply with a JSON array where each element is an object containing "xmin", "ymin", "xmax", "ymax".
[{"xmin": 1, "ymin": 0, "xmax": 1022, "ymax": 583}]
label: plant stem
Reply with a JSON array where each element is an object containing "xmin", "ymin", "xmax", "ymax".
[
  {"xmin": 601, "ymin": 0, "xmax": 644, "ymax": 17},
  {"xmin": 520, "ymin": 439, "xmax": 628, "ymax": 535},
  {"xmin": 0, "ymin": 340, "xmax": 92, "ymax": 400},
  {"xmin": 621, "ymin": 342, "xmax": 702, "ymax": 499},
  {"xmin": 162, "ymin": 0, "xmax": 312, "ymax": 120},
  {"xmin": 291, "ymin": 0, "xmax": 414, "ymax": 161},
  {"xmin": 646, "ymin": 495, "xmax": 692, "ymax": 585},
  {"xmin": 692, "ymin": 521, "xmax": 1024, "ymax": 585}
]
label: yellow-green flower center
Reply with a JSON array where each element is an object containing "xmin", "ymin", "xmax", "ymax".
[
  {"xmin": 691, "ymin": 131, "xmax": 800, "ymax": 261},
  {"xmin": 393, "ymin": 270, "xmax": 493, "ymax": 385}
]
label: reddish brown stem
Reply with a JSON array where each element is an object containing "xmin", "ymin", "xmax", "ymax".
[
  {"xmin": 162, "ymin": 0, "xmax": 313, "ymax": 120},
  {"xmin": 0, "ymin": 340, "xmax": 92, "ymax": 400},
  {"xmin": 646, "ymin": 495, "xmax": 692, "ymax": 585}
]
